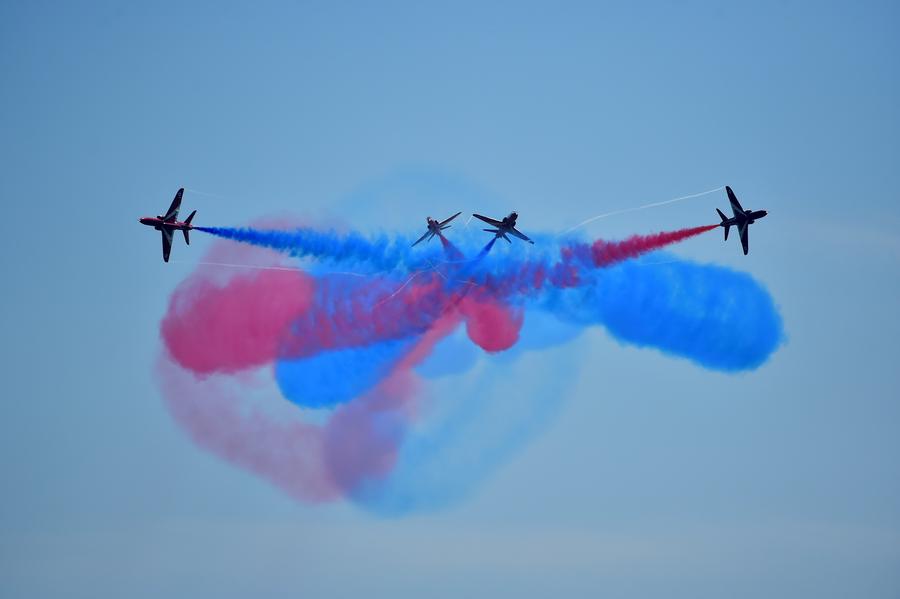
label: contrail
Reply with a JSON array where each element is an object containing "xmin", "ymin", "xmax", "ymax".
[
  {"xmin": 173, "ymin": 260, "xmax": 306, "ymax": 272},
  {"xmin": 372, "ymin": 269, "xmax": 433, "ymax": 308},
  {"xmin": 559, "ymin": 185, "xmax": 724, "ymax": 236}
]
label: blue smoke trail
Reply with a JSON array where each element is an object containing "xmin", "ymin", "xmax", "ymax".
[
  {"xmin": 195, "ymin": 225, "xmax": 441, "ymax": 273},
  {"xmin": 539, "ymin": 254, "xmax": 783, "ymax": 371}
]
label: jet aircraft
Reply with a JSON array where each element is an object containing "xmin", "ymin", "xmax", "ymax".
[
  {"xmin": 139, "ymin": 188, "xmax": 196, "ymax": 262},
  {"xmin": 472, "ymin": 212, "xmax": 534, "ymax": 244},
  {"xmin": 412, "ymin": 212, "xmax": 462, "ymax": 246},
  {"xmin": 716, "ymin": 186, "xmax": 767, "ymax": 255}
]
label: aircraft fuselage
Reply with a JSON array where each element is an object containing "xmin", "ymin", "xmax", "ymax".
[
  {"xmin": 412, "ymin": 212, "xmax": 462, "ymax": 247},
  {"xmin": 717, "ymin": 186, "xmax": 768, "ymax": 255},
  {"xmin": 494, "ymin": 212, "xmax": 518, "ymax": 234},
  {"xmin": 472, "ymin": 211, "xmax": 533, "ymax": 244},
  {"xmin": 141, "ymin": 188, "xmax": 196, "ymax": 262},
  {"xmin": 719, "ymin": 208, "xmax": 768, "ymax": 229},
  {"xmin": 139, "ymin": 216, "xmax": 193, "ymax": 231}
]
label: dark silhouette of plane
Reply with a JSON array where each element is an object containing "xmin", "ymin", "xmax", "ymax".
[
  {"xmin": 472, "ymin": 212, "xmax": 534, "ymax": 244},
  {"xmin": 717, "ymin": 186, "xmax": 767, "ymax": 255},
  {"xmin": 412, "ymin": 212, "xmax": 462, "ymax": 246},
  {"xmin": 139, "ymin": 188, "xmax": 196, "ymax": 262}
]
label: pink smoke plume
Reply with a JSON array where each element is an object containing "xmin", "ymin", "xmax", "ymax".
[
  {"xmin": 460, "ymin": 297, "xmax": 524, "ymax": 352},
  {"xmin": 161, "ymin": 269, "xmax": 315, "ymax": 374}
]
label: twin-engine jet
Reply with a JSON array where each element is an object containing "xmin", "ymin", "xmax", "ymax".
[
  {"xmin": 411, "ymin": 212, "xmax": 462, "ymax": 246},
  {"xmin": 716, "ymin": 186, "xmax": 768, "ymax": 255},
  {"xmin": 472, "ymin": 212, "xmax": 534, "ymax": 244},
  {"xmin": 139, "ymin": 188, "xmax": 196, "ymax": 262}
]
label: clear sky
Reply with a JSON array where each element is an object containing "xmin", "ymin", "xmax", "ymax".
[{"xmin": 1, "ymin": 1, "xmax": 898, "ymax": 597}]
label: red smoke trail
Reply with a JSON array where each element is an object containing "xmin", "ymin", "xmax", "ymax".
[
  {"xmin": 590, "ymin": 224, "xmax": 718, "ymax": 267},
  {"xmin": 277, "ymin": 274, "xmax": 456, "ymax": 359},
  {"xmin": 478, "ymin": 224, "xmax": 720, "ymax": 299}
]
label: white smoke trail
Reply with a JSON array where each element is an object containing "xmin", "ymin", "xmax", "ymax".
[{"xmin": 559, "ymin": 185, "xmax": 725, "ymax": 236}]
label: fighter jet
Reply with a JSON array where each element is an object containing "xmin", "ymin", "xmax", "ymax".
[
  {"xmin": 716, "ymin": 186, "xmax": 768, "ymax": 255},
  {"xmin": 412, "ymin": 212, "xmax": 462, "ymax": 246},
  {"xmin": 138, "ymin": 188, "xmax": 196, "ymax": 262},
  {"xmin": 472, "ymin": 212, "xmax": 534, "ymax": 244}
]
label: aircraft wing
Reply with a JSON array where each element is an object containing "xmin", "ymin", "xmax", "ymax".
[
  {"xmin": 738, "ymin": 222, "xmax": 749, "ymax": 255},
  {"xmin": 411, "ymin": 230, "xmax": 432, "ymax": 247},
  {"xmin": 473, "ymin": 213, "xmax": 503, "ymax": 227},
  {"xmin": 726, "ymin": 186, "xmax": 744, "ymax": 218},
  {"xmin": 509, "ymin": 227, "xmax": 535, "ymax": 244},
  {"xmin": 439, "ymin": 212, "xmax": 462, "ymax": 227},
  {"xmin": 163, "ymin": 188, "xmax": 184, "ymax": 221},
  {"xmin": 161, "ymin": 228, "xmax": 174, "ymax": 262}
]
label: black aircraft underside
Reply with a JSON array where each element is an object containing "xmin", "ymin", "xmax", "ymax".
[
  {"xmin": 412, "ymin": 212, "xmax": 462, "ymax": 246},
  {"xmin": 472, "ymin": 212, "xmax": 534, "ymax": 244},
  {"xmin": 139, "ymin": 188, "xmax": 196, "ymax": 262},
  {"xmin": 716, "ymin": 186, "xmax": 768, "ymax": 255}
]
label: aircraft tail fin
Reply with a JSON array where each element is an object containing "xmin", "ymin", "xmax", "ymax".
[
  {"xmin": 183, "ymin": 210, "xmax": 196, "ymax": 244},
  {"xmin": 483, "ymin": 228, "xmax": 499, "ymax": 234},
  {"xmin": 716, "ymin": 208, "xmax": 730, "ymax": 241}
]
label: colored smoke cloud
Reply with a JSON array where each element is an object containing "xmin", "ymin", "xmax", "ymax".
[{"xmin": 157, "ymin": 221, "xmax": 783, "ymax": 514}]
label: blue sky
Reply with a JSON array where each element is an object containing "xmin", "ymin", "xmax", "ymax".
[{"xmin": 1, "ymin": 1, "xmax": 898, "ymax": 597}]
